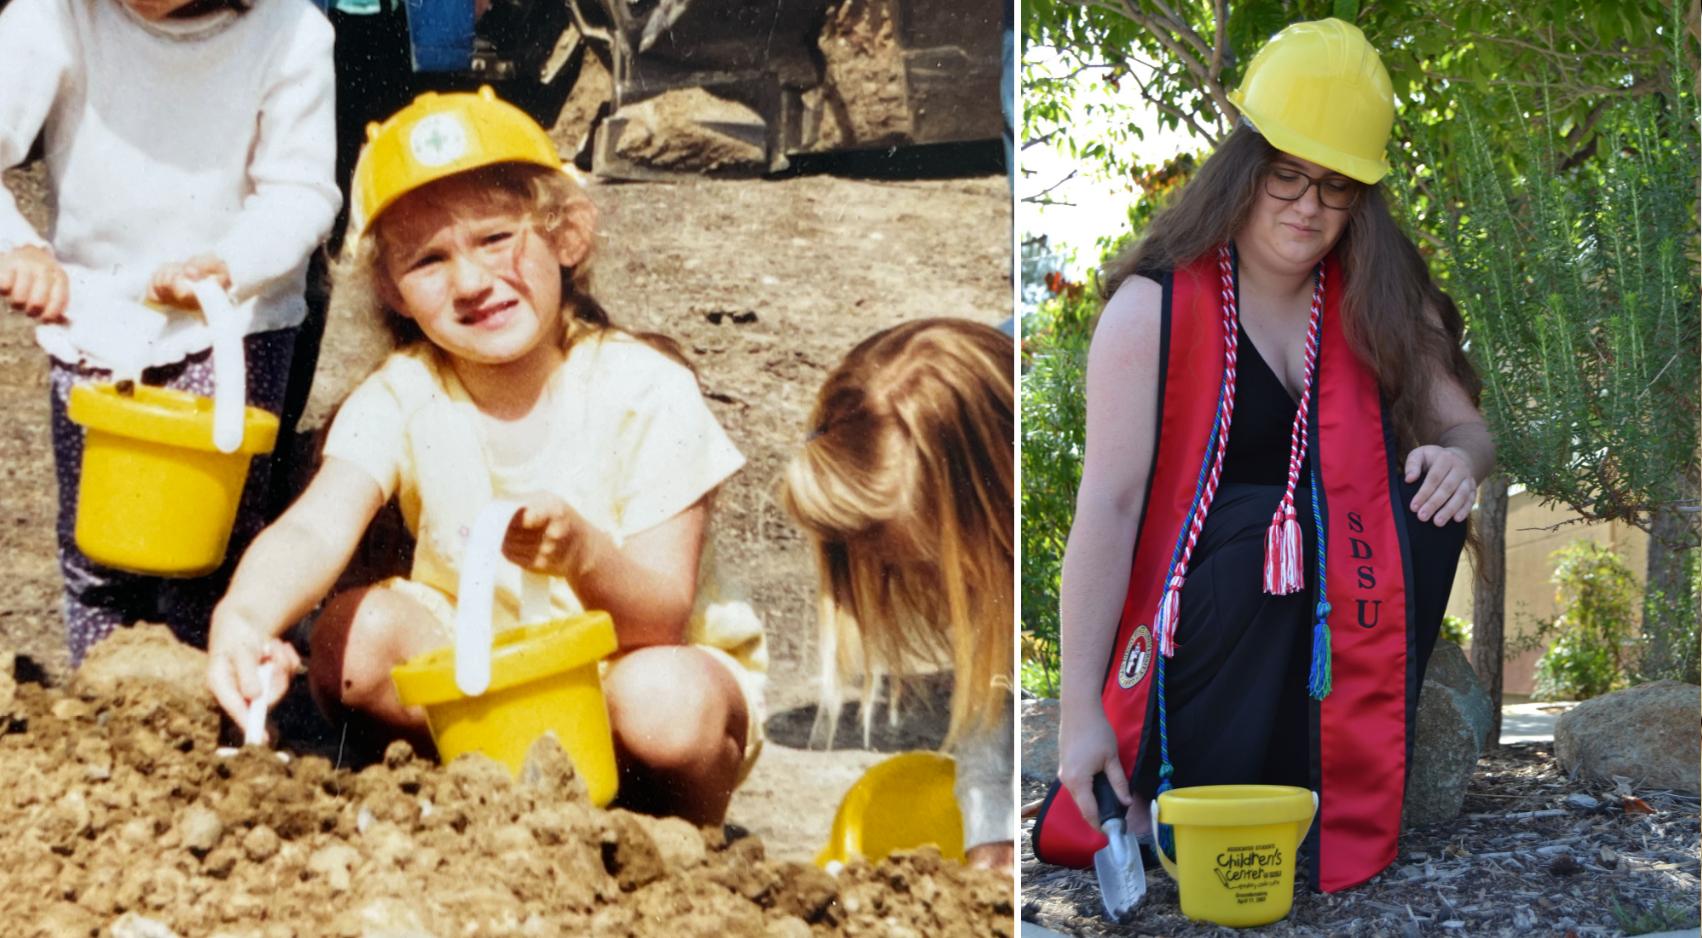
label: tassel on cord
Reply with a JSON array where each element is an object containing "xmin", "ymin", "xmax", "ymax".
[
  {"xmin": 1262, "ymin": 506, "xmax": 1304, "ymax": 594},
  {"xmin": 1261, "ymin": 264, "xmax": 1326, "ymax": 597},
  {"xmin": 1153, "ymin": 244, "xmax": 1243, "ymax": 658},
  {"xmin": 1307, "ymin": 600, "xmax": 1333, "ymax": 699}
]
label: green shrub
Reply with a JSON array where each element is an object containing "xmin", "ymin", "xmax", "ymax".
[
  {"xmin": 1019, "ymin": 287, "xmax": 1093, "ymax": 697},
  {"xmin": 1532, "ymin": 541, "xmax": 1641, "ymax": 701}
]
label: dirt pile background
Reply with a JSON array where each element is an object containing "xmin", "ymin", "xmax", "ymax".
[{"xmin": 3, "ymin": 629, "xmax": 1012, "ymax": 938}]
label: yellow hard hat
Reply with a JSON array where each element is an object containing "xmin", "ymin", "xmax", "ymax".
[
  {"xmin": 347, "ymin": 86, "xmax": 565, "ymax": 242},
  {"xmin": 1228, "ymin": 18, "xmax": 1394, "ymax": 185}
]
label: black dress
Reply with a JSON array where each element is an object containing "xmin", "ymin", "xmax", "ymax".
[{"xmin": 1128, "ymin": 320, "xmax": 1469, "ymax": 799}]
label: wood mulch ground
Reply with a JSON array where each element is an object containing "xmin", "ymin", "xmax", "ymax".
[{"xmin": 1022, "ymin": 742, "xmax": 1701, "ymax": 937}]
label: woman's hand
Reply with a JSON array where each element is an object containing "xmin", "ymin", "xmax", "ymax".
[
  {"xmin": 148, "ymin": 254, "xmax": 232, "ymax": 309},
  {"xmin": 0, "ymin": 245, "xmax": 69, "ymax": 323},
  {"xmin": 502, "ymin": 493, "xmax": 603, "ymax": 580},
  {"xmin": 207, "ymin": 612, "xmax": 300, "ymax": 728},
  {"xmin": 1058, "ymin": 705, "xmax": 1133, "ymax": 832},
  {"xmin": 1404, "ymin": 444, "xmax": 1477, "ymax": 526}
]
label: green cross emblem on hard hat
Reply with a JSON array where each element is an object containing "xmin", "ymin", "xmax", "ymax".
[{"xmin": 410, "ymin": 114, "xmax": 468, "ymax": 168}]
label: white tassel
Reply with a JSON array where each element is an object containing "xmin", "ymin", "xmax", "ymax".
[{"xmin": 1263, "ymin": 508, "xmax": 1305, "ymax": 595}]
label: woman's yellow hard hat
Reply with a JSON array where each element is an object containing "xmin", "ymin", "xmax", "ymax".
[
  {"xmin": 347, "ymin": 86, "xmax": 566, "ymax": 242},
  {"xmin": 1228, "ymin": 18, "xmax": 1394, "ymax": 185}
]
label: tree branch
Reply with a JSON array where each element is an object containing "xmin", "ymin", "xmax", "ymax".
[{"xmin": 1022, "ymin": 169, "xmax": 1080, "ymax": 205}]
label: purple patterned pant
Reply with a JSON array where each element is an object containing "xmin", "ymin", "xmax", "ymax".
[{"xmin": 51, "ymin": 329, "xmax": 298, "ymax": 667}]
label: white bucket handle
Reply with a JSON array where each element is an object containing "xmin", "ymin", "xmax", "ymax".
[
  {"xmin": 189, "ymin": 279, "xmax": 246, "ymax": 454},
  {"xmin": 455, "ymin": 500, "xmax": 553, "ymax": 696}
]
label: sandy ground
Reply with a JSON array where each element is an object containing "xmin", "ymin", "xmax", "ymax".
[{"xmin": 0, "ymin": 163, "xmax": 1012, "ymax": 864}]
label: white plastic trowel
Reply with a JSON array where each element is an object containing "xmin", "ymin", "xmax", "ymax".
[
  {"xmin": 454, "ymin": 501, "xmax": 555, "ymax": 697},
  {"xmin": 188, "ymin": 279, "xmax": 246, "ymax": 454},
  {"xmin": 1092, "ymin": 772, "xmax": 1147, "ymax": 921}
]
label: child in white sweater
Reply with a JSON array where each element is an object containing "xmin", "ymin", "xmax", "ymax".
[{"xmin": 0, "ymin": 0, "xmax": 338, "ymax": 664}]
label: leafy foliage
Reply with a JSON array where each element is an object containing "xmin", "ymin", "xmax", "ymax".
[
  {"xmin": 1531, "ymin": 541, "xmax": 1642, "ymax": 701},
  {"xmin": 1423, "ymin": 28, "xmax": 1700, "ymax": 535},
  {"xmin": 1638, "ymin": 544, "xmax": 1700, "ymax": 685},
  {"xmin": 1022, "ymin": 0, "xmax": 1684, "ymax": 200},
  {"xmin": 1018, "ymin": 278, "xmax": 1096, "ymax": 695}
]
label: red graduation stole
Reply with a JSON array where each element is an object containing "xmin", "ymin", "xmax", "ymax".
[{"xmin": 1031, "ymin": 251, "xmax": 1417, "ymax": 893}]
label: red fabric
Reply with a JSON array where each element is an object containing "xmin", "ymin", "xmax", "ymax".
[
  {"xmin": 1313, "ymin": 254, "xmax": 1409, "ymax": 891},
  {"xmin": 1032, "ymin": 254, "xmax": 1411, "ymax": 893}
]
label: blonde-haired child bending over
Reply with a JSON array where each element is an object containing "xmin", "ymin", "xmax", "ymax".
[
  {"xmin": 782, "ymin": 318, "xmax": 1015, "ymax": 869},
  {"xmin": 206, "ymin": 90, "xmax": 764, "ymax": 826}
]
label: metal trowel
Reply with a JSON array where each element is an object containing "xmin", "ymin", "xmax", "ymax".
[{"xmin": 1092, "ymin": 772, "xmax": 1146, "ymax": 921}]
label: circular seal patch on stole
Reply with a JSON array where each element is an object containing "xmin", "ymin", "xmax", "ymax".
[
  {"xmin": 1117, "ymin": 624, "xmax": 1153, "ymax": 689},
  {"xmin": 410, "ymin": 114, "xmax": 468, "ymax": 167}
]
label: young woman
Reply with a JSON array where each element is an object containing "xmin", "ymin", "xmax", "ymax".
[{"xmin": 1033, "ymin": 19, "xmax": 1494, "ymax": 892}]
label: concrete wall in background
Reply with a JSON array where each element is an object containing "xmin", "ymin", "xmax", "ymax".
[{"xmin": 1445, "ymin": 489, "xmax": 1648, "ymax": 699}]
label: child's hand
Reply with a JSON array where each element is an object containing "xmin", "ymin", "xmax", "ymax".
[
  {"xmin": 502, "ymin": 493, "xmax": 602, "ymax": 580},
  {"xmin": 207, "ymin": 612, "xmax": 299, "ymax": 728},
  {"xmin": 149, "ymin": 254, "xmax": 232, "ymax": 310},
  {"xmin": 0, "ymin": 245, "xmax": 69, "ymax": 323}
]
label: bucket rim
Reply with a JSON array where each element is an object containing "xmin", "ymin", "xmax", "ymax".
[
  {"xmin": 391, "ymin": 610, "xmax": 618, "ymax": 706},
  {"xmin": 68, "ymin": 383, "xmax": 279, "ymax": 455},
  {"xmin": 1156, "ymin": 784, "xmax": 1316, "ymax": 827}
]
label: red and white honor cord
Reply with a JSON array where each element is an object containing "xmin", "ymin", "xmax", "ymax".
[
  {"xmin": 1154, "ymin": 243, "xmax": 1241, "ymax": 656},
  {"xmin": 1261, "ymin": 265, "xmax": 1326, "ymax": 595}
]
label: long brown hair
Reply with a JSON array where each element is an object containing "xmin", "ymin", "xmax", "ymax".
[
  {"xmin": 781, "ymin": 319, "xmax": 1014, "ymax": 748},
  {"xmin": 1103, "ymin": 124, "xmax": 1481, "ymax": 454}
]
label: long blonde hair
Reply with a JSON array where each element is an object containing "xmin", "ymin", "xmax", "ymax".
[{"xmin": 781, "ymin": 318, "xmax": 1014, "ymax": 747}]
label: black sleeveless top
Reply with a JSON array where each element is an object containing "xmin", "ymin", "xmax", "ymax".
[
  {"xmin": 1135, "ymin": 265, "xmax": 1302, "ymax": 487},
  {"xmin": 1222, "ymin": 323, "xmax": 1302, "ymax": 486}
]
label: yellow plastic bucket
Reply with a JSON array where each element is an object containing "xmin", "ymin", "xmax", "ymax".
[
  {"xmin": 67, "ymin": 383, "xmax": 278, "ymax": 577},
  {"xmin": 816, "ymin": 751, "xmax": 964, "ymax": 867},
  {"xmin": 391, "ymin": 611, "xmax": 620, "ymax": 806},
  {"xmin": 1149, "ymin": 785, "xmax": 1318, "ymax": 927}
]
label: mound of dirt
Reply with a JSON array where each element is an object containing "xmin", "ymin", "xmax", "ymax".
[{"xmin": 0, "ymin": 658, "xmax": 1012, "ymax": 938}]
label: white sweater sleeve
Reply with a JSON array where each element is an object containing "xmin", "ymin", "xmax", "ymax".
[
  {"xmin": 213, "ymin": 9, "xmax": 338, "ymax": 300},
  {"xmin": 0, "ymin": 0, "xmax": 71, "ymax": 252}
]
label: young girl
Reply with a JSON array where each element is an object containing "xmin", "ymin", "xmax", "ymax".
[
  {"xmin": 0, "ymin": 0, "xmax": 338, "ymax": 665},
  {"xmin": 206, "ymin": 88, "xmax": 764, "ymax": 827},
  {"xmin": 781, "ymin": 318, "xmax": 1015, "ymax": 869}
]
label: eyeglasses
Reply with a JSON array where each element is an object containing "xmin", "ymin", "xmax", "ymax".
[{"xmin": 1263, "ymin": 165, "xmax": 1360, "ymax": 210}]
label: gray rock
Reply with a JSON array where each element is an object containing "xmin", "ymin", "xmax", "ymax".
[
  {"xmin": 611, "ymin": 89, "xmax": 766, "ymax": 173},
  {"xmin": 1554, "ymin": 680, "xmax": 1701, "ymax": 794},
  {"xmin": 1021, "ymin": 696, "xmax": 1059, "ymax": 783},
  {"xmin": 1404, "ymin": 639, "xmax": 1494, "ymax": 826}
]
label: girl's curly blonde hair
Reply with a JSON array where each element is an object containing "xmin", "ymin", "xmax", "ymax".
[
  {"xmin": 781, "ymin": 318, "xmax": 1014, "ymax": 749},
  {"xmin": 333, "ymin": 162, "xmax": 685, "ymax": 361}
]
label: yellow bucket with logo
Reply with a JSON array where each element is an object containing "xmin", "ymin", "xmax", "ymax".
[
  {"xmin": 1150, "ymin": 785, "xmax": 1318, "ymax": 927},
  {"xmin": 816, "ymin": 751, "xmax": 964, "ymax": 867},
  {"xmin": 391, "ymin": 611, "xmax": 620, "ymax": 806},
  {"xmin": 68, "ymin": 383, "xmax": 278, "ymax": 577}
]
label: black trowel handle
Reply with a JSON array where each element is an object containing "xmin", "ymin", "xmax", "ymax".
[{"xmin": 1092, "ymin": 772, "xmax": 1124, "ymax": 831}]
